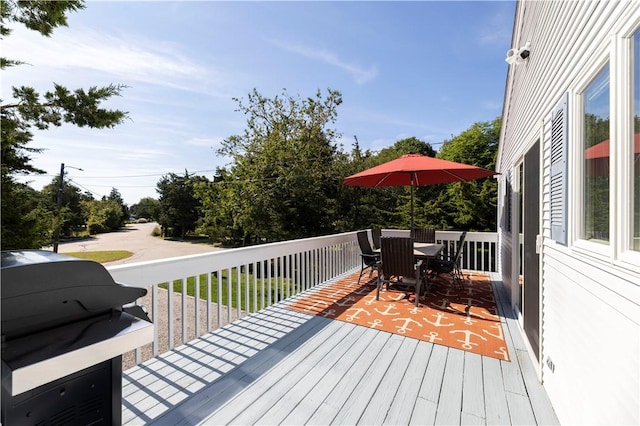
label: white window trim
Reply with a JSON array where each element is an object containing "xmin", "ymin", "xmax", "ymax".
[
  {"xmin": 570, "ymin": 51, "xmax": 613, "ymax": 261},
  {"xmin": 568, "ymin": 27, "xmax": 640, "ymax": 275},
  {"xmin": 617, "ymin": 26, "xmax": 640, "ymax": 271}
]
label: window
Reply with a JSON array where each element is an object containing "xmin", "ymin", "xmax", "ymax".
[
  {"xmin": 633, "ymin": 30, "xmax": 640, "ymax": 251},
  {"xmin": 582, "ymin": 65, "xmax": 610, "ymax": 243}
]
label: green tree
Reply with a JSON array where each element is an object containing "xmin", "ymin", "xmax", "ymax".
[
  {"xmin": 85, "ymin": 198, "xmax": 125, "ymax": 234},
  {"xmin": 0, "ymin": 0, "xmax": 127, "ymax": 249},
  {"xmin": 193, "ymin": 168, "xmax": 243, "ymax": 244},
  {"xmin": 341, "ymin": 137, "xmax": 438, "ymax": 231},
  {"xmin": 130, "ymin": 197, "xmax": 161, "ymax": 221},
  {"xmin": 107, "ymin": 187, "xmax": 129, "ymax": 226},
  {"xmin": 41, "ymin": 176, "xmax": 92, "ymax": 237},
  {"xmin": 428, "ymin": 117, "xmax": 500, "ymax": 231},
  {"xmin": 1, "ymin": 181, "xmax": 53, "ymax": 248},
  {"xmin": 157, "ymin": 171, "xmax": 206, "ymax": 239},
  {"xmin": 211, "ymin": 88, "xmax": 343, "ymax": 245}
]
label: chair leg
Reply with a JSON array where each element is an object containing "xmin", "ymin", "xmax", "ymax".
[{"xmin": 451, "ymin": 264, "xmax": 465, "ymax": 290}]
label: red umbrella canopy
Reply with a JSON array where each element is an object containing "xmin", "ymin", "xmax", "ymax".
[{"xmin": 343, "ymin": 153, "xmax": 497, "ymax": 187}]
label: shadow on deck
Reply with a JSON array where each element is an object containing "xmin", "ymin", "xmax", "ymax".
[{"xmin": 121, "ymin": 272, "xmax": 559, "ymax": 425}]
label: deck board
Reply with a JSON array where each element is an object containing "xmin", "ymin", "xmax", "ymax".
[
  {"xmin": 282, "ymin": 325, "xmax": 380, "ymax": 424},
  {"xmin": 331, "ymin": 334, "xmax": 404, "ymax": 425},
  {"xmin": 462, "ymin": 351, "xmax": 486, "ymax": 420},
  {"xmin": 121, "ymin": 272, "xmax": 559, "ymax": 425},
  {"xmin": 303, "ymin": 329, "xmax": 392, "ymax": 424},
  {"xmin": 384, "ymin": 340, "xmax": 433, "ymax": 425},
  {"xmin": 215, "ymin": 321, "xmax": 357, "ymax": 425},
  {"xmin": 253, "ymin": 324, "xmax": 366, "ymax": 425},
  {"xmin": 359, "ymin": 337, "xmax": 419, "ymax": 425},
  {"xmin": 435, "ymin": 347, "xmax": 465, "ymax": 425}
]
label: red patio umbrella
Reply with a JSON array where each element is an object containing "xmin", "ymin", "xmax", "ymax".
[
  {"xmin": 343, "ymin": 153, "xmax": 498, "ymax": 229},
  {"xmin": 584, "ymin": 133, "xmax": 640, "ymax": 176}
]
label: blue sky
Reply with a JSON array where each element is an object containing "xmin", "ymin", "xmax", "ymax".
[{"xmin": 2, "ymin": 1, "xmax": 516, "ymax": 205}]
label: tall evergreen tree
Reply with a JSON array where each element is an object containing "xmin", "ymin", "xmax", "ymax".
[{"xmin": 1, "ymin": 0, "xmax": 127, "ymax": 249}]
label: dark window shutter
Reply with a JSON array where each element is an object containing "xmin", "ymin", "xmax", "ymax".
[
  {"xmin": 506, "ymin": 171, "xmax": 512, "ymax": 233},
  {"xmin": 550, "ymin": 93, "xmax": 568, "ymax": 244}
]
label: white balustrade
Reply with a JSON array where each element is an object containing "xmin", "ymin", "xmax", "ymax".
[{"xmin": 108, "ymin": 229, "xmax": 497, "ymax": 367}]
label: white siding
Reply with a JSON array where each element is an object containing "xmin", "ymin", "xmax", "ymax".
[
  {"xmin": 498, "ymin": 1, "xmax": 640, "ymax": 424},
  {"xmin": 542, "ymin": 244, "xmax": 639, "ymax": 425}
]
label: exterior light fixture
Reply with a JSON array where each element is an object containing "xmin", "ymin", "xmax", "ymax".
[{"xmin": 505, "ymin": 41, "xmax": 531, "ymax": 65}]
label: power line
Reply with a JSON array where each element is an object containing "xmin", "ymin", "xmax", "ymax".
[
  {"xmin": 67, "ymin": 178, "xmax": 107, "ymax": 199},
  {"xmin": 30, "ymin": 169, "xmax": 220, "ymax": 179}
]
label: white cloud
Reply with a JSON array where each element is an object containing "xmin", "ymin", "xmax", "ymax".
[
  {"xmin": 3, "ymin": 25, "xmax": 213, "ymax": 92},
  {"xmin": 267, "ymin": 38, "xmax": 378, "ymax": 85},
  {"xmin": 185, "ymin": 137, "xmax": 225, "ymax": 148}
]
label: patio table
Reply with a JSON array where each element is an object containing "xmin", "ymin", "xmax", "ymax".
[
  {"xmin": 374, "ymin": 241, "xmax": 444, "ymax": 260},
  {"xmin": 413, "ymin": 242, "xmax": 444, "ymax": 259}
]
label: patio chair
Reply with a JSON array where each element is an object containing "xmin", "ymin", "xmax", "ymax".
[
  {"xmin": 429, "ymin": 231, "xmax": 468, "ymax": 289},
  {"xmin": 357, "ymin": 230, "xmax": 380, "ymax": 285},
  {"xmin": 412, "ymin": 227, "xmax": 436, "ymax": 243},
  {"xmin": 371, "ymin": 228, "xmax": 382, "ymax": 250},
  {"xmin": 377, "ymin": 237, "xmax": 423, "ymax": 307}
]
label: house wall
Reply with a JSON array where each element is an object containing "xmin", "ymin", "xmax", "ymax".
[{"xmin": 497, "ymin": 1, "xmax": 640, "ymax": 424}]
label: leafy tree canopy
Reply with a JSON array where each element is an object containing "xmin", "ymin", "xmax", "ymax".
[
  {"xmin": 157, "ymin": 171, "xmax": 206, "ymax": 239},
  {"xmin": 208, "ymin": 88, "xmax": 344, "ymax": 245},
  {"xmin": 130, "ymin": 197, "xmax": 161, "ymax": 221},
  {"xmin": 0, "ymin": 0, "xmax": 128, "ymax": 249}
]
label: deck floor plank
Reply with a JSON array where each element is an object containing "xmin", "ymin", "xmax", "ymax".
[
  {"xmin": 435, "ymin": 347, "xmax": 465, "ymax": 425},
  {"xmin": 359, "ymin": 337, "xmax": 420, "ymax": 425},
  {"xmin": 121, "ymin": 272, "xmax": 559, "ymax": 425},
  {"xmin": 482, "ymin": 350, "xmax": 512, "ymax": 425},
  {"xmin": 330, "ymin": 334, "xmax": 405, "ymax": 425},
  {"xmin": 253, "ymin": 324, "xmax": 370, "ymax": 425},
  {"xmin": 505, "ymin": 390, "xmax": 537, "ymax": 425},
  {"xmin": 383, "ymin": 340, "xmax": 434, "ymax": 425},
  {"xmin": 149, "ymin": 311, "xmax": 332, "ymax": 425},
  {"xmin": 211, "ymin": 321, "xmax": 357, "ymax": 425},
  {"xmin": 462, "ymin": 351, "xmax": 486, "ymax": 421},
  {"xmin": 410, "ymin": 396, "xmax": 438, "ymax": 425},
  {"xmin": 280, "ymin": 325, "xmax": 380, "ymax": 424},
  {"xmin": 418, "ymin": 342, "xmax": 449, "ymax": 403},
  {"xmin": 302, "ymin": 330, "xmax": 393, "ymax": 425}
]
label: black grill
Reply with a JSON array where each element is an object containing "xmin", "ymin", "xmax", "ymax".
[{"xmin": 1, "ymin": 250, "xmax": 154, "ymax": 426}]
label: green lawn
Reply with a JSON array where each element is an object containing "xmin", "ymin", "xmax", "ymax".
[
  {"xmin": 63, "ymin": 250, "xmax": 133, "ymax": 263},
  {"xmin": 160, "ymin": 268, "xmax": 295, "ymax": 313}
]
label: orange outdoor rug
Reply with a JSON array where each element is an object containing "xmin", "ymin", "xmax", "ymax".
[{"xmin": 286, "ymin": 271, "xmax": 510, "ymax": 361}]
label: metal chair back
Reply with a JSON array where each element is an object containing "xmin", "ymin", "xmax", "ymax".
[
  {"xmin": 412, "ymin": 227, "xmax": 436, "ymax": 243},
  {"xmin": 357, "ymin": 231, "xmax": 379, "ymax": 285},
  {"xmin": 357, "ymin": 231, "xmax": 375, "ymax": 256},
  {"xmin": 378, "ymin": 237, "xmax": 423, "ymax": 306},
  {"xmin": 370, "ymin": 228, "xmax": 382, "ymax": 250},
  {"xmin": 379, "ymin": 237, "xmax": 416, "ymax": 278}
]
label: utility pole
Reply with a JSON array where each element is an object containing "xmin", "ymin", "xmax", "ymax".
[
  {"xmin": 52, "ymin": 163, "xmax": 83, "ymax": 253},
  {"xmin": 52, "ymin": 163, "xmax": 65, "ymax": 253}
]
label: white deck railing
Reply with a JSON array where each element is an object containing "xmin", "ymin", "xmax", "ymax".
[{"xmin": 107, "ymin": 230, "xmax": 498, "ymax": 367}]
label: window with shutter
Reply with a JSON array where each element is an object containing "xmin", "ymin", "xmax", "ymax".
[{"xmin": 550, "ymin": 93, "xmax": 568, "ymax": 244}]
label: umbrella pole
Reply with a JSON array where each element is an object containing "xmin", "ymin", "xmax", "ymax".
[{"xmin": 410, "ymin": 173, "xmax": 414, "ymax": 232}]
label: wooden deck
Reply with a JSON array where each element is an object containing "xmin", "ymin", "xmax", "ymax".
[{"xmin": 121, "ymin": 273, "xmax": 559, "ymax": 425}]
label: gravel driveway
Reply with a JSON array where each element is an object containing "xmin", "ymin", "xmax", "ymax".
[
  {"xmin": 59, "ymin": 223, "xmax": 234, "ymax": 369},
  {"xmin": 58, "ymin": 222, "xmax": 224, "ymax": 264}
]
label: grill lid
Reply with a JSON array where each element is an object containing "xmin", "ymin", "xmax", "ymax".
[{"xmin": 1, "ymin": 250, "xmax": 147, "ymax": 340}]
